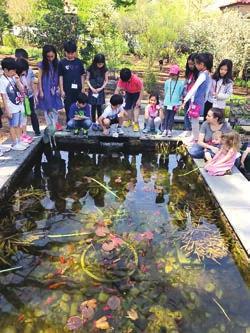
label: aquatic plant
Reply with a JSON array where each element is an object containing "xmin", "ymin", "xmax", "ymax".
[
  {"xmin": 147, "ymin": 305, "xmax": 182, "ymax": 332},
  {"xmin": 177, "ymin": 222, "xmax": 228, "ymax": 263}
]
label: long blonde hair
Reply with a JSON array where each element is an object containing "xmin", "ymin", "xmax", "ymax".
[{"xmin": 221, "ymin": 131, "xmax": 240, "ymax": 151}]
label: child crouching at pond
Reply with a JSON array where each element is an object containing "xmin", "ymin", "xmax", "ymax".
[
  {"xmin": 98, "ymin": 94, "xmax": 127, "ymax": 136},
  {"xmin": 204, "ymin": 131, "xmax": 240, "ymax": 176},
  {"xmin": 143, "ymin": 93, "xmax": 163, "ymax": 135},
  {"xmin": 67, "ymin": 93, "xmax": 92, "ymax": 135}
]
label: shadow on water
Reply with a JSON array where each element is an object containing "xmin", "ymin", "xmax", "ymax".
[{"xmin": 0, "ymin": 144, "xmax": 249, "ymax": 333}]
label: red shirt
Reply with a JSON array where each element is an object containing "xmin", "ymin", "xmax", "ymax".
[{"xmin": 117, "ymin": 74, "xmax": 143, "ymax": 93}]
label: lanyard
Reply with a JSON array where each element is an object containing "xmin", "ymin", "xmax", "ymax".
[{"xmin": 169, "ymin": 78, "xmax": 178, "ymax": 102}]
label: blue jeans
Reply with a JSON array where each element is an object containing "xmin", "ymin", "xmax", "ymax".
[
  {"xmin": 163, "ymin": 107, "xmax": 175, "ymax": 130},
  {"xmin": 67, "ymin": 118, "xmax": 92, "ymax": 130},
  {"xmin": 188, "ymin": 143, "xmax": 204, "ymax": 159},
  {"xmin": 184, "ymin": 101, "xmax": 191, "ymax": 131}
]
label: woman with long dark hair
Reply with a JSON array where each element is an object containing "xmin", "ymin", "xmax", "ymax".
[{"xmin": 37, "ymin": 45, "xmax": 63, "ymax": 128}]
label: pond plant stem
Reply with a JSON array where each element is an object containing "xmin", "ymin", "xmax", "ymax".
[
  {"xmin": 0, "ymin": 266, "xmax": 23, "ymax": 274},
  {"xmin": 87, "ymin": 177, "xmax": 120, "ymax": 199},
  {"xmin": 212, "ymin": 297, "xmax": 231, "ymax": 322}
]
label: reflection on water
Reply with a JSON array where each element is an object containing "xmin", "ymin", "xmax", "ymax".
[{"xmin": 0, "ymin": 149, "xmax": 250, "ymax": 333}]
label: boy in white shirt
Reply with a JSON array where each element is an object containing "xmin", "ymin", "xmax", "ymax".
[
  {"xmin": 0, "ymin": 57, "xmax": 27, "ymax": 150},
  {"xmin": 98, "ymin": 94, "xmax": 127, "ymax": 136}
]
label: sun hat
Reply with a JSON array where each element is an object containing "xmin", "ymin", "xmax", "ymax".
[{"xmin": 169, "ymin": 64, "xmax": 180, "ymax": 75}]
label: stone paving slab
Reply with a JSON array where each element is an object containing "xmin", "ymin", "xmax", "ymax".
[{"xmin": 194, "ymin": 158, "xmax": 250, "ymax": 256}]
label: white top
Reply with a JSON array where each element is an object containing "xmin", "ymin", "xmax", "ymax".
[
  {"xmin": 208, "ymin": 78, "xmax": 233, "ymax": 109},
  {"xmin": 0, "ymin": 75, "xmax": 24, "ymax": 114},
  {"xmin": 102, "ymin": 104, "xmax": 123, "ymax": 119},
  {"xmin": 184, "ymin": 71, "xmax": 207, "ymax": 103}
]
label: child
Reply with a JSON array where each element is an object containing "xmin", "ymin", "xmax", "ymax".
[
  {"xmin": 181, "ymin": 53, "xmax": 211, "ymax": 142},
  {"xmin": 204, "ymin": 131, "xmax": 240, "ymax": 176},
  {"xmin": 162, "ymin": 65, "xmax": 184, "ymax": 137},
  {"xmin": 180, "ymin": 53, "xmax": 199, "ymax": 137},
  {"xmin": 37, "ymin": 45, "xmax": 63, "ymax": 130},
  {"xmin": 86, "ymin": 54, "xmax": 109, "ymax": 123},
  {"xmin": 204, "ymin": 130, "xmax": 222, "ymax": 161},
  {"xmin": 203, "ymin": 52, "xmax": 214, "ymax": 122},
  {"xmin": 98, "ymin": 94, "xmax": 127, "ymax": 136},
  {"xmin": 0, "ymin": 57, "xmax": 27, "ymax": 151},
  {"xmin": 115, "ymin": 68, "xmax": 143, "ymax": 132},
  {"xmin": 15, "ymin": 48, "xmax": 41, "ymax": 136},
  {"xmin": 59, "ymin": 41, "xmax": 85, "ymax": 123},
  {"xmin": 142, "ymin": 93, "xmax": 163, "ymax": 135},
  {"xmin": 240, "ymin": 142, "xmax": 250, "ymax": 169},
  {"xmin": 207, "ymin": 59, "xmax": 233, "ymax": 111},
  {"xmin": 67, "ymin": 93, "xmax": 92, "ymax": 135}
]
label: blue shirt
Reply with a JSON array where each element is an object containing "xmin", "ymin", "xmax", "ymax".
[
  {"xmin": 164, "ymin": 79, "xmax": 184, "ymax": 107},
  {"xmin": 68, "ymin": 102, "xmax": 91, "ymax": 120}
]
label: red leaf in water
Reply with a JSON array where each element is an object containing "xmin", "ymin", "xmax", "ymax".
[
  {"xmin": 107, "ymin": 296, "xmax": 121, "ymax": 310},
  {"xmin": 81, "ymin": 305, "xmax": 95, "ymax": 320},
  {"xmin": 142, "ymin": 231, "xmax": 154, "ymax": 240},
  {"xmin": 59, "ymin": 256, "xmax": 66, "ymax": 264},
  {"xmin": 44, "ymin": 296, "xmax": 56, "ymax": 305},
  {"xmin": 17, "ymin": 313, "xmax": 25, "ymax": 322},
  {"xmin": 48, "ymin": 282, "xmax": 66, "ymax": 289},
  {"xmin": 102, "ymin": 305, "xmax": 110, "ymax": 311},
  {"xmin": 102, "ymin": 241, "xmax": 115, "ymax": 252},
  {"xmin": 66, "ymin": 316, "xmax": 83, "ymax": 330},
  {"xmin": 95, "ymin": 226, "xmax": 110, "ymax": 237},
  {"xmin": 110, "ymin": 235, "xmax": 124, "ymax": 247}
]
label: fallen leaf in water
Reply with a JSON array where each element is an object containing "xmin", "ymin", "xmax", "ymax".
[
  {"xmin": 142, "ymin": 231, "xmax": 154, "ymax": 240},
  {"xmin": 102, "ymin": 241, "xmax": 115, "ymax": 252},
  {"xmin": 66, "ymin": 316, "xmax": 82, "ymax": 330},
  {"xmin": 59, "ymin": 256, "xmax": 66, "ymax": 264},
  {"xmin": 110, "ymin": 235, "xmax": 124, "ymax": 247},
  {"xmin": 44, "ymin": 296, "xmax": 56, "ymax": 305},
  {"xmin": 95, "ymin": 316, "xmax": 110, "ymax": 330},
  {"xmin": 114, "ymin": 177, "xmax": 122, "ymax": 183},
  {"xmin": 95, "ymin": 226, "xmax": 110, "ymax": 237},
  {"xmin": 48, "ymin": 282, "xmax": 66, "ymax": 289},
  {"xmin": 17, "ymin": 313, "xmax": 25, "ymax": 322},
  {"xmin": 80, "ymin": 299, "xmax": 97, "ymax": 310},
  {"xmin": 127, "ymin": 309, "xmax": 138, "ymax": 321},
  {"xmin": 107, "ymin": 296, "xmax": 121, "ymax": 310},
  {"xmin": 81, "ymin": 305, "xmax": 95, "ymax": 320}
]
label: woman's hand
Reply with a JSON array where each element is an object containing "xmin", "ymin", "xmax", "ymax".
[
  {"xmin": 40, "ymin": 91, "xmax": 44, "ymax": 99},
  {"xmin": 210, "ymin": 146, "xmax": 219, "ymax": 154}
]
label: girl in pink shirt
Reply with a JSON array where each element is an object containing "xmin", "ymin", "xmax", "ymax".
[
  {"xmin": 143, "ymin": 94, "xmax": 163, "ymax": 135},
  {"xmin": 204, "ymin": 131, "xmax": 240, "ymax": 176}
]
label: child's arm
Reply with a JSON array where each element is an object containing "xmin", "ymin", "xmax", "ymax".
[
  {"xmin": 81, "ymin": 74, "xmax": 85, "ymax": 94},
  {"xmin": 214, "ymin": 148, "xmax": 236, "ymax": 165},
  {"xmin": 241, "ymin": 147, "xmax": 250, "ymax": 167},
  {"xmin": 37, "ymin": 68, "xmax": 44, "ymax": 98},
  {"xmin": 86, "ymin": 71, "xmax": 97, "ymax": 93},
  {"xmin": 15, "ymin": 75, "xmax": 24, "ymax": 94},
  {"xmin": 1, "ymin": 93, "xmax": 11, "ymax": 118},
  {"xmin": 59, "ymin": 76, "xmax": 65, "ymax": 98},
  {"xmin": 183, "ymin": 72, "xmax": 206, "ymax": 105},
  {"xmin": 97, "ymin": 71, "xmax": 109, "ymax": 93},
  {"xmin": 216, "ymin": 82, "xmax": 233, "ymax": 101},
  {"xmin": 136, "ymin": 80, "xmax": 143, "ymax": 107}
]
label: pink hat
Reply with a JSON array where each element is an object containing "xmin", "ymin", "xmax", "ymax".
[{"xmin": 169, "ymin": 64, "xmax": 180, "ymax": 75}]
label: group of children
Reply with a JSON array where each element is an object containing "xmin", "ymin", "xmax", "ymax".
[{"xmin": 0, "ymin": 42, "xmax": 248, "ymax": 176}]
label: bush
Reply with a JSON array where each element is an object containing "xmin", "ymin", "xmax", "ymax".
[{"xmin": 144, "ymin": 71, "xmax": 157, "ymax": 94}]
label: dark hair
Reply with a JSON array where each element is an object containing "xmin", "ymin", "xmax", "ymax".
[
  {"xmin": 212, "ymin": 59, "xmax": 233, "ymax": 84},
  {"xmin": 88, "ymin": 53, "xmax": 108, "ymax": 73},
  {"xmin": 1, "ymin": 57, "xmax": 17, "ymax": 71},
  {"xmin": 211, "ymin": 107, "xmax": 225, "ymax": 124},
  {"xmin": 64, "ymin": 40, "xmax": 77, "ymax": 53},
  {"xmin": 110, "ymin": 94, "xmax": 123, "ymax": 106},
  {"xmin": 149, "ymin": 93, "xmax": 159, "ymax": 105},
  {"xmin": 120, "ymin": 68, "xmax": 132, "ymax": 82},
  {"xmin": 77, "ymin": 92, "xmax": 88, "ymax": 105},
  {"xmin": 15, "ymin": 48, "xmax": 28, "ymax": 59},
  {"xmin": 185, "ymin": 53, "xmax": 199, "ymax": 80},
  {"xmin": 42, "ymin": 44, "xmax": 58, "ymax": 73},
  {"xmin": 195, "ymin": 53, "xmax": 213, "ymax": 71},
  {"xmin": 16, "ymin": 58, "xmax": 29, "ymax": 76}
]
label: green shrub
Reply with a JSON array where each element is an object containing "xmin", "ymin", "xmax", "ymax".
[{"xmin": 144, "ymin": 71, "xmax": 157, "ymax": 94}]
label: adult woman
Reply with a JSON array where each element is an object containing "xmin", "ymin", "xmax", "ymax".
[
  {"xmin": 189, "ymin": 108, "xmax": 231, "ymax": 158},
  {"xmin": 37, "ymin": 45, "xmax": 63, "ymax": 128}
]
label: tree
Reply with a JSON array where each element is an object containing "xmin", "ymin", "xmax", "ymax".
[
  {"xmin": 6, "ymin": 0, "xmax": 37, "ymax": 27},
  {"xmin": 0, "ymin": 0, "xmax": 12, "ymax": 45},
  {"xmin": 26, "ymin": 7, "xmax": 83, "ymax": 56}
]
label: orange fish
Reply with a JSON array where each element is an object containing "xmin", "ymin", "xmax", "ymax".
[{"xmin": 48, "ymin": 282, "xmax": 66, "ymax": 289}]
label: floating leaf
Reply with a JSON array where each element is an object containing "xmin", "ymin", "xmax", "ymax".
[
  {"xmin": 143, "ymin": 231, "xmax": 154, "ymax": 240},
  {"xmin": 95, "ymin": 316, "xmax": 110, "ymax": 330},
  {"xmin": 107, "ymin": 296, "xmax": 121, "ymax": 310},
  {"xmin": 80, "ymin": 299, "xmax": 97, "ymax": 310},
  {"xmin": 95, "ymin": 226, "xmax": 110, "ymax": 237},
  {"xmin": 127, "ymin": 309, "xmax": 138, "ymax": 321},
  {"xmin": 66, "ymin": 316, "xmax": 82, "ymax": 330},
  {"xmin": 110, "ymin": 235, "xmax": 124, "ymax": 247},
  {"xmin": 102, "ymin": 241, "xmax": 115, "ymax": 252}
]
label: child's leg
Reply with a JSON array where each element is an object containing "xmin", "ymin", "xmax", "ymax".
[
  {"xmin": 29, "ymin": 96, "xmax": 40, "ymax": 135},
  {"xmin": 191, "ymin": 118, "xmax": 200, "ymax": 140},
  {"xmin": 91, "ymin": 105, "xmax": 97, "ymax": 123},
  {"xmin": 82, "ymin": 119, "xmax": 92, "ymax": 130},
  {"xmin": 102, "ymin": 118, "xmax": 111, "ymax": 134},
  {"xmin": 67, "ymin": 119, "xmax": 76, "ymax": 129},
  {"xmin": 167, "ymin": 108, "xmax": 175, "ymax": 131},
  {"xmin": 184, "ymin": 102, "xmax": 192, "ymax": 131},
  {"xmin": 21, "ymin": 115, "xmax": 28, "ymax": 134},
  {"xmin": 241, "ymin": 147, "xmax": 250, "ymax": 167},
  {"xmin": 96, "ymin": 105, "xmax": 103, "ymax": 119},
  {"xmin": 163, "ymin": 107, "xmax": 170, "ymax": 130},
  {"xmin": 154, "ymin": 117, "xmax": 161, "ymax": 131}
]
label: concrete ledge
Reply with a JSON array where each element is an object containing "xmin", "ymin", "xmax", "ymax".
[{"xmin": 194, "ymin": 159, "xmax": 250, "ymax": 257}]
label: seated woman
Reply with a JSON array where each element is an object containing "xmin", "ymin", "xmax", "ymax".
[
  {"xmin": 188, "ymin": 108, "xmax": 231, "ymax": 159},
  {"xmin": 204, "ymin": 131, "xmax": 240, "ymax": 176}
]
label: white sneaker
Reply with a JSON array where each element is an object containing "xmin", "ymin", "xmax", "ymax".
[
  {"xmin": 11, "ymin": 143, "xmax": 26, "ymax": 151},
  {"xmin": 0, "ymin": 150, "xmax": 3, "ymax": 157},
  {"xmin": 117, "ymin": 127, "xmax": 124, "ymax": 135},
  {"xmin": 161, "ymin": 129, "xmax": 167, "ymax": 136},
  {"xmin": 19, "ymin": 141, "xmax": 29, "ymax": 148},
  {"xmin": 167, "ymin": 130, "xmax": 172, "ymax": 137},
  {"xmin": 0, "ymin": 144, "xmax": 11, "ymax": 152},
  {"xmin": 112, "ymin": 132, "xmax": 119, "ymax": 138},
  {"xmin": 142, "ymin": 128, "xmax": 149, "ymax": 134}
]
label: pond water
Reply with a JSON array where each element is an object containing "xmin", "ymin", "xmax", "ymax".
[{"xmin": 0, "ymin": 148, "xmax": 250, "ymax": 333}]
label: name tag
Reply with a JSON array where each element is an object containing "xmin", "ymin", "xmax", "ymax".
[
  {"xmin": 92, "ymin": 93, "xmax": 99, "ymax": 99},
  {"xmin": 71, "ymin": 83, "xmax": 78, "ymax": 89}
]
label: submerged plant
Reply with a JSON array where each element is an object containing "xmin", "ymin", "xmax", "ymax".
[
  {"xmin": 177, "ymin": 222, "xmax": 228, "ymax": 263},
  {"xmin": 147, "ymin": 305, "xmax": 182, "ymax": 332}
]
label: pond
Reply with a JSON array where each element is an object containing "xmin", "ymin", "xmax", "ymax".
[{"xmin": 0, "ymin": 146, "xmax": 250, "ymax": 333}]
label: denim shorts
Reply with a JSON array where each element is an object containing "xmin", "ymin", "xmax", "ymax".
[
  {"xmin": 124, "ymin": 92, "xmax": 140, "ymax": 110},
  {"xmin": 8, "ymin": 111, "xmax": 22, "ymax": 127}
]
